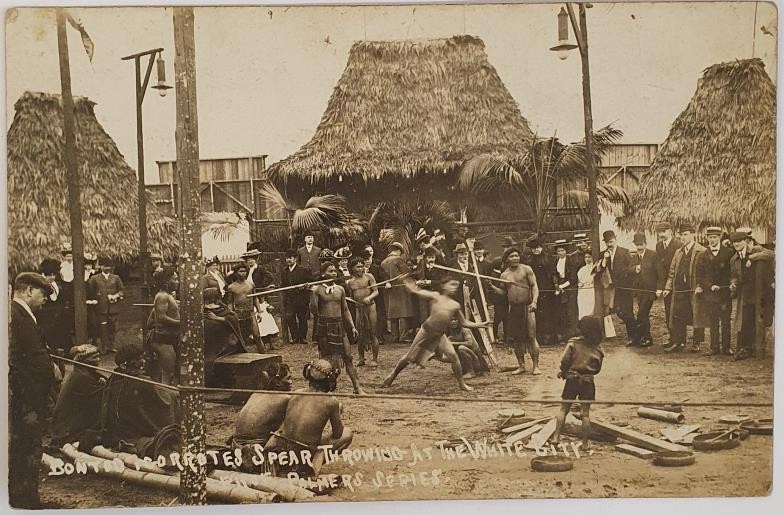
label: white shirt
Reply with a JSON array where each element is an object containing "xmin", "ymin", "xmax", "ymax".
[
  {"xmin": 288, "ymin": 264, "xmax": 296, "ymax": 272},
  {"xmin": 49, "ymin": 281, "xmax": 59, "ymax": 302},
  {"xmin": 305, "ymin": 245, "xmax": 313, "ymax": 253},
  {"xmin": 102, "ymin": 272, "xmax": 110, "ymax": 280},
  {"xmin": 710, "ymin": 245, "xmax": 720, "ymax": 256},
  {"xmin": 662, "ymin": 237, "xmax": 673, "ymax": 249},
  {"xmin": 556, "ymin": 257, "xmax": 566, "ymax": 278},
  {"xmin": 13, "ymin": 298, "xmax": 37, "ymax": 323},
  {"xmin": 458, "ymin": 261, "xmax": 469, "ymax": 272},
  {"xmin": 209, "ymin": 269, "xmax": 226, "ymax": 296},
  {"xmin": 60, "ymin": 261, "xmax": 74, "ymax": 282},
  {"xmin": 683, "ymin": 242, "xmax": 694, "ymax": 255}
]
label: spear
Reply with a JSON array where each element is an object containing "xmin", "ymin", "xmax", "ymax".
[{"xmin": 248, "ymin": 278, "xmax": 335, "ymax": 297}]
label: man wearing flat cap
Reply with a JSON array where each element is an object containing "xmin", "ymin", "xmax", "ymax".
[
  {"xmin": 729, "ymin": 230, "xmax": 774, "ymax": 360},
  {"xmin": 695, "ymin": 227, "xmax": 735, "ymax": 355},
  {"xmin": 654, "ymin": 222, "xmax": 682, "ymax": 344},
  {"xmin": 595, "ymin": 230, "xmax": 636, "ymax": 344},
  {"xmin": 9, "ymin": 272, "xmax": 56, "ymax": 508},
  {"xmin": 663, "ymin": 223, "xmax": 707, "ymax": 352}
]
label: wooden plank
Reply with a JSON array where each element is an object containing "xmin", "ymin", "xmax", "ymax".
[
  {"xmin": 525, "ymin": 418, "xmax": 558, "ymax": 450},
  {"xmin": 591, "ymin": 418, "xmax": 689, "ymax": 452},
  {"xmin": 504, "ymin": 424, "xmax": 543, "ymax": 445},
  {"xmin": 660, "ymin": 425, "xmax": 700, "ymax": 443},
  {"xmin": 501, "ymin": 416, "xmax": 553, "ymax": 434},
  {"xmin": 615, "ymin": 444, "xmax": 655, "ymax": 459}
]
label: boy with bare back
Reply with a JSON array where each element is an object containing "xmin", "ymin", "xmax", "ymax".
[
  {"xmin": 500, "ymin": 247, "xmax": 541, "ymax": 375},
  {"xmin": 225, "ymin": 263, "xmax": 264, "ymax": 352},
  {"xmin": 264, "ymin": 359, "xmax": 353, "ymax": 478},
  {"xmin": 345, "ymin": 257, "xmax": 380, "ymax": 367},
  {"xmin": 381, "ymin": 275, "xmax": 488, "ymax": 392},
  {"xmin": 311, "ymin": 261, "xmax": 365, "ymax": 394}
]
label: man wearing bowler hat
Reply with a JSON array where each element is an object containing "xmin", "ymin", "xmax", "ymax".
[
  {"xmin": 654, "ymin": 222, "xmax": 682, "ymax": 345},
  {"xmin": 696, "ymin": 226, "xmax": 735, "ymax": 355},
  {"xmin": 663, "ymin": 223, "xmax": 707, "ymax": 352},
  {"xmin": 594, "ymin": 230, "xmax": 636, "ymax": 344},
  {"xmin": 628, "ymin": 232, "xmax": 658, "ymax": 347}
]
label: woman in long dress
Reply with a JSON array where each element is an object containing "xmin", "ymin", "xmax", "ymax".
[{"xmin": 576, "ymin": 252, "xmax": 595, "ymax": 319}]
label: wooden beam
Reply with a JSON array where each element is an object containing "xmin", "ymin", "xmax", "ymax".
[
  {"xmin": 615, "ymin": 444, "xmax": 655, "ymax": 459},
  {"xmin": 501, "ymin": 416, "xmax": 553, "ymax": 434},
  {"xmin": 525, "ymin": 419, "xmax": 558, "ymax": 450},
  {"xmin": 591, "ymin": 418, "xmax": 689, "ymax": 452},
  {"xmin": 504, "ymin": 424, "xmax": 543, "ymax": 445}
]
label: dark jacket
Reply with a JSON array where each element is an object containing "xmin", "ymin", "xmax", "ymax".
[
  {"xmin": 628, "ymin": 248, "xmax": 658, "ymax": 300},
  {"xmin": 695, "ymin": 246, "xmax": 734, "ymax": 305},
  {"xmin": 595, "ymin": 246, "xmax": 634, "ymax": 288},
  {"xmin": 87, "ymin": 273, "xmax": 124, "ymax": 315},
  {"xmin": 655, "ymin": 238, "xmax": 683, "ymax": 291},
  {"xmin": 280, "ymin": 264, "xmax": 312, "ymax": 308},
  {"xmin": 297, "ymin": 245, "xmax": 322, "ymax": 275},
  {"xmin": 10, "ymin": 300, "xmax": 55, "ymax": 415}
]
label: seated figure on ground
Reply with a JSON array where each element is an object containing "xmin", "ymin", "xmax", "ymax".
[
  {"xmin": 50, "ymin": 345, "xmax": 106, "ymax": 447},
  {"xmin": 445, "ymin": 317, "xmax": 490, "ymax": 378},
  {"xmin": 100, "ymin": 343, "xmax": 182, "ymax": 460},
  {"xmin": 264, "ymin": 359, "xmax": 353, "ymax": 478}
]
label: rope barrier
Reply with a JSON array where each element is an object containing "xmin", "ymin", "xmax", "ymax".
[{"xmin": 51, "ymin": 354, "xmax": 773, "ymax": 408}]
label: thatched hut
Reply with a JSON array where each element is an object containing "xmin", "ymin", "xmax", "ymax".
[
  {"xmin": 268, "ymin": 35, "xmax": 535, "ymax": 208},
  {"xmin": 621, "ymin": 58, "xmax": 776, "ymax": 234},
  {"xmin": 7, "ymin": 91, "xmax": 177, "ymax": 273}
]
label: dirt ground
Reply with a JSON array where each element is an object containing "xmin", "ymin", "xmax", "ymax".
[{"xmin": 40, "ymin": 296, "xmax": 774, "ymax": 507}]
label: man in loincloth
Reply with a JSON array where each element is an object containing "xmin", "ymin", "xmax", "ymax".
[
  {"xmin": 229, "ymin": 363, "xmax": 293, "ymax": 471},
  {"xmin": 310, "ymin": 261, "xmax": 365, "ymax": 394},
  {"xmin": 446, "ymin": 317, "xmax": 490, "ymax": 379},
  {"xmin": 381, "ymin": 275, "xmax": 489, "ymax": 392},
  {"xmin": 501, "ymin": 247, "xmax": 541, "ymax": 375},
  {"xmin": 264, "ymin": 359, "xmax": 353, "ymax": 478},
  {"xmin": 225, "ymin": 263, "xmax": 264, "ymax": 352},
  {"xmin": 345, "ymin": 256, "xmax": 380, "ymax": 367}
]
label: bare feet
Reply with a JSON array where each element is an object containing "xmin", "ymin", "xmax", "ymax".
[
  {"xmin": 511, "ymin": 367, "xmax": 526, "ymax": 375},
  {"xmin": 368, "ymin": 360, "xmax": 379, "ymax": 368},
  {"xmin": 460, "ymin": 383, "xmax": 475, "ymax": 392},
  {"xmin": 381, "ymin": 377, "xmax": 394, "ymax": 388},
  {"xmin": 354, "ymin": 388, "xmax": 367, "ymax": 395},
  {"xmin": 531, "ymin": 367, "xmax": 542, "ymax": 375},
  {"xmin": 463, "ymin": 372, "xmax": 476, "ymax": 379}
]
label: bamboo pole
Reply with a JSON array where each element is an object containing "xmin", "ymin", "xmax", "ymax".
[
  {"xmin": 60, "ymin": 445, "xmax": 279, "ymax": 503},
  {"xmin": 248, "ymin": 278, "xmax": 333, "ymax": 297},
  {"xmin": 173, "ymin": 6, "xmax": 207, "ymax": 505},
  {"xmin": 55, "ymin": 9, "xmax": 88, "ymax": 344},
  {"xmin": 466, "ymin": 240, "xmax": 497, "ymax": 368}
]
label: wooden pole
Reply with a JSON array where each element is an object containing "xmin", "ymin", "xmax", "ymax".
[
  {"xmin": 173, "ymin": 6, "xmax": 206, "ymax": 505},
  {"xmin": 566, "ymin": 3, "xmax": 603, "ymax": 318},
  {"xmin": 56, "ymin": 9, "xmax": 88, "ymax": 344}
]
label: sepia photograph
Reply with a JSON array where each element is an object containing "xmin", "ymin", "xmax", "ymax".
[{"xmin": 4, "ymin": 0, "xmax": 779, "ymax": 510}]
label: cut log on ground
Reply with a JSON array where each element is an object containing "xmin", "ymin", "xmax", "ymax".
[
  {"xmin": 637, "ymin": 407, "xmax": 685, "ymax": 424},
  {"xmin": 590, "ymin": 419, "xmax": 689, "ymax": 452},
  {"xmin": 500, "ymin": 417, "xmax": 553, "ymax": 434},
  {"xmin": 660, "ymin": 425, "xmax": 700, "ymax": 443},
  {"xmin": 525, "ymin": 419, "xmax": 558, "ymax": 450},
  {"xmin": 615, "ymin": 444, "xmax": 655, "ymax": 459},
  {"xmin": 505, "ymin": 424, "xmax": 544, "ymax": 445},
  {"xmin": 61, "ymin": 445, "xmax": 281, "ymax": 503}
]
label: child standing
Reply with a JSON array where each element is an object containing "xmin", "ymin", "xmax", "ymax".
[{"xmin": 551, "ymin": 316, "xmax": 605, "ymax": 448}]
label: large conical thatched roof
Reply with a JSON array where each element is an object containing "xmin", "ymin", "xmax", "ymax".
[
  {"xmin": 622, "ymin": 58, "xmax": 775, "ymax": 231},
  {"xmin": 269, "ymin": 35, "xmax": 535, "ymax": 182},
  {"xmin": 7, "ymin": 91, "xmax": 177, "ymax": 272}
]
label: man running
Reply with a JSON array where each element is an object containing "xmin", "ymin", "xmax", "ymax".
[{"xmin": 381, "ymin": 275, "xmax": 488, "ymax": 392}]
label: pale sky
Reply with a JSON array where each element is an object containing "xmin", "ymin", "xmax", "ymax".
[{"xmin": 4, "ymin": 1, "xmax": 778, "ymax": 184}]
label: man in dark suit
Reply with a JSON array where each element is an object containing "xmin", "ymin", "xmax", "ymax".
[
  {"xmin": 552, "ymin": 239, "xmax": 579, "ymax": 341},
  {"xmin": 664, "ymin": 223, "xmax": 707, "ymax": 353},
  {"xmin": 281, "ymin": 248, "xmax": 313, "ymax": 344},
  {"xmin": 9, "ymin": 273, "xmax": 56, "ymax": 508},
  {"xmin": 297, "ymin": 232, "xmax": 322, "ymax": 276},
  {"xmin": 696, "ymin": 226, "xmax": 735, "ymax": 355},
  {"xmin": 525, "ymin": 235, "xmax": 558, "ymax": 345},
  {"xmin": 654, "ymin": 222, "xmax": 683, "ymax": 345},
  {"xmin": 595, "ymin": 230, "xmax": 636, "ymax": 344},
  {"xmin": 87, "ymin": 259, "xmax": 125, "ymax": 354},
  {"xmin": 628, "ymin": 233, "xmax": 658, "ymax": 347}
]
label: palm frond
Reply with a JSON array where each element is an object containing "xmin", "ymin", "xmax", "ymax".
[{"xmin": 258, "ymin": 183, "xmax": 295, "ymax": 215}]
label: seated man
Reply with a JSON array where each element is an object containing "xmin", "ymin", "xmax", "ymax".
[
  {"xmin": 229, "ymin": 363, "xmax": 293, "ymax": 470},
  {"xmin": 50, "ymin": 344, "xmax": 106, "ymax": 447},
  {"xmin": 203, "ymin": 287, "xmax": 244, "ymax": 385},
  {"xmin": 100, "ymin": 343, "xmax": 182, "ymax": 460},
  {"xmin": 445, "ymin": 317, "xmax": 490, "ymax": 379},
  {"xmin": 264, "ymin": 359, "xmax": 353, "ymax": 478}
]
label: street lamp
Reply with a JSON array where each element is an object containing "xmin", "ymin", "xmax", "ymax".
[
  {"xmin": 121, "ymin": 48, "xmax": 171, "ymax": 301},
  {"xmin": 550, "ymin": 3, "xmax": 602, "ymax": 316}
]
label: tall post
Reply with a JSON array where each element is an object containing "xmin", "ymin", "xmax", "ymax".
[
  {"xmin": 56, "ymin": 9, "xmax": 88, "ymax": 344},
  {"xmin": 135, "ymin": 58, "xmax": 150, "ymax": 300},
  {"xmin": 567, "ymin": 3, "xmax": 603, "ymax": 316},
  {"xmin": 173, "ymin": 6, "xmax": 206, "ymax": 504}
]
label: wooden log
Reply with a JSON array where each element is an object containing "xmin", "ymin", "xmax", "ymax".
[
  {"xmin": 615, "ymin": 444, "xmax": 655, "ymax": 459},
  {"xmin": 209, "ymin": 470, "xmax": 314, "ymax": 502},
  {"xmin": 61, "ymin": 445, "xmax": 280, "ymax": 504},
  {"xmin": 90, "ymin": 446, "xmax": 167, "ymax": 474},
  {"xmin": 42, "ymin": 452, "xmax": 65, "ymax": 471},
  {"xmin": 505, "ymin": 424, "xmax": 544, "ymax": 445},
  {"xmin": 660, "ymin": 425, "xmax": 700, "ymax": 443},
  {"xmin": 590, "ymin": 419, "xmax": 689, "ymax": 452},
  {"xmin": 525, "ymin": 419, "xmax": 558, "ymax": 450},
  {"xmin": 637, "ymin": 407, "xmax": 685, "ymax": 424},
  {"xmin": 501, "ymin": 416, "xmax": 553, "ymax": 434}
]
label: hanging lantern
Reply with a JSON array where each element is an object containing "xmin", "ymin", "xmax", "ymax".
[{"xmin": 549, "ymin": 7, "xmax": 578, "ymax": 60}]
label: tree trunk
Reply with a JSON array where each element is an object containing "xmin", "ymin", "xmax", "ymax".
[{"xmin": 173, "ymin": 6, "xmax": 206, "ymax": 505}]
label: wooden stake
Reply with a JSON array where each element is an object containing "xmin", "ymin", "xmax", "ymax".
[
  {"xmin": 173, "ymin": 6, "xmax": 207, "ymax": 505},
  {"xmin": 55, "ymin": 9, "xmax": 88, "ymax": 344},
  {"xmin": 590, "ymin": 418, "xmax": 689, "ymax": 452}
]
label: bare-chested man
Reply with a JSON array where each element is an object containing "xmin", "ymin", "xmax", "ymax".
[
  {"xmin": 381, "ymin": 275, "xmax": 488, "ymax": 392},
  {"xmin": 311, "ymin": 261, "xmax": 365, "ymax": 394},
  {"xmin": 264, "ymin": 359, "xmax": 353, "ymax": 478},
  {"xmin": 500, "ymin": 247, "xmax": 541, "ymax": 375},
  {"xmin": 345, "ymin": 257, "xmax": 380, "ymax": 367},
  {"xmin": 225, "ymin": 263, "xmax": 263, "ymax": 352}
]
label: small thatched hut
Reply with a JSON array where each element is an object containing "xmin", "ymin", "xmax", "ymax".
[
  {"xmin": 268, "ymin": 35, "xmax": 535, "ymax": 208},
  {"xmin": 621, "ymin": 58, "xmax": 776, "ymax": 234},
  {"xmin": 7, "ymin": 91, "xmax": 177, "ymax": 273}
]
